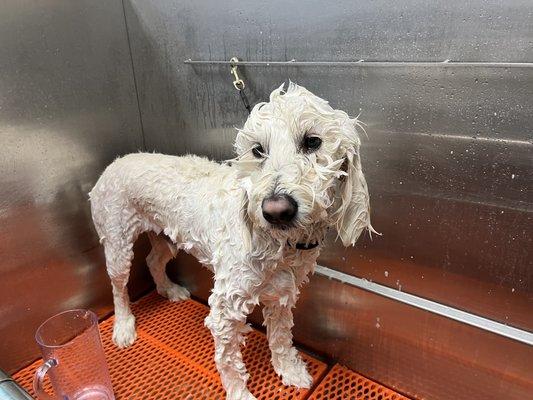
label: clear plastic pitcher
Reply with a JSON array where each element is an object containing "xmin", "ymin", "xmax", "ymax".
[{"xmin": 33, "ymin": 309, "xmax": 114, "ymax": 400}]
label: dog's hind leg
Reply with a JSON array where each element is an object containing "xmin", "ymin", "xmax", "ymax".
[
  {"xmin": 146, "ymin": 232, "xmax": 190, "ymax": 302},
  {"xmin": 103, "ymin": 241, "xmax": 137, "ymax": 348}
]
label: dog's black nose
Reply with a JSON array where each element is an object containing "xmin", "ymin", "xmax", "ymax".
[{"xmin": 262, "ymin": 194, "xmax": 298, "ymax": 225}]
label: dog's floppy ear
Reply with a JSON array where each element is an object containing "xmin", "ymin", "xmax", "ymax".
[{"xmin": 334, "ymin": 143, "xmax": 377, "ymax": 246}]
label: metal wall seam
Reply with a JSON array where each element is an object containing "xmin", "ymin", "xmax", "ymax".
[
  {"xmin": 184, "ymin": 59, "xmax": 533, "ymax": 68},
  {"xmin": 314, "ymin": 265, "xmax": 533, "ymax": 346}
]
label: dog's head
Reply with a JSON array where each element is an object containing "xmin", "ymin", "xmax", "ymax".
[{"xmin": 234, "ymin": 82, "xmax": 375, "ymax": 247}]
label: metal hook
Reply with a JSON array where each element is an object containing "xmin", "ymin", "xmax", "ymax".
[{"xmin": 230, "ymin": 57, "xmax": 245, "ymax": 90}]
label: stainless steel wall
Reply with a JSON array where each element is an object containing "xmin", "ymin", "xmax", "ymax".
[
  {"xmin": 0, "ymin": 1, "xmax": 152, "ymax": 373},
  {"xmin": 123, "ymin": 1, "xmax": 533, "ymax": 398}
]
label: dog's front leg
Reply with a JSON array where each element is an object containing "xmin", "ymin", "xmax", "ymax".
[
  {"xmin": 205, "ymin": 290, "xmax": 256, "ymax": 400},
  {"xmin": 262, "ymin": 301, "xmax": 312, "ymax": 388}
]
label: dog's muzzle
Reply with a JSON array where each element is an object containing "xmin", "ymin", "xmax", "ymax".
[{"xmin": 261, "ymin": 194, "xmax": 298, "ymax": 226}]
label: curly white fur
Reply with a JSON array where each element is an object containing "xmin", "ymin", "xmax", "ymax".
[{"xmin": 89, "ymin": 82, "xmax": 374, "ymax": 400}]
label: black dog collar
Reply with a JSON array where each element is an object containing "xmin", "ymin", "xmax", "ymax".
[{"xmin": 289, "ymin": 241, "xmax": 320, "ymax": 250}]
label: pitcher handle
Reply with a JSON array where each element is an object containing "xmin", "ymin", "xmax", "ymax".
[{"xmin": 33, "ymin": 359, "xmax": 57, "ymax": 399}]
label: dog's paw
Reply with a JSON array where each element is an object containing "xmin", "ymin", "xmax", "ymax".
[
  {"xmin": 226, "ymin": 389, "xmax": 257, "ymax": 400},
  {"xmin": 112, "ymin": 314, "xmax": 137, "ymax": 348},
  {"xmin": 275, "ymin": 355, "xmax": 313, "ymax": 389},
  {"xmin": 158, "ymin": 284, "xmax": 190, "ymax": 302},
  {"xmin": 242, "ymin": 392, "xmax": 257, "ymax": 400}
]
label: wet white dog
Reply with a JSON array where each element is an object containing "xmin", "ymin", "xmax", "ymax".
[{"xmin": 90, "ymin": 82, "xmax": 375, "ymax": 400}]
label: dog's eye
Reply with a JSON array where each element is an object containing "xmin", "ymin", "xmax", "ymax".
[
  {"xmin": 252, "ymin": 144, "xmax": 265, "ymax": 158},
  {"xmin": 303, "ymin": 136, "xmax": 322, "ymax": 152}
]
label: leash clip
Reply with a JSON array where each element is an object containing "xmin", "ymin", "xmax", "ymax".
[
  {"xmin": 230, "ymin": 57, "xmax": 245, "ymax": 90},
  {"xmin": 230, "ymin": 57, "xmax": 251, "ymax": 114}
]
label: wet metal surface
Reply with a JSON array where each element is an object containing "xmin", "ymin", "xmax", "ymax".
[
  {"xmin": 124, "ymin": 1, "xmax": 533, "ymax": 398},
  {"xmin": 0, "ymin": 1, "xmax": 151, "ymax": 373},
  {"xmin": 293, "ymin": 274, "xmax": 533, "ymax": 400},
  {"xmin": 313, "ymin": 265, "xmax": 533, "ymax": 346}
]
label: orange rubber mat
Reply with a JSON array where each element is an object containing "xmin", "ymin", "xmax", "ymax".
[
  {"xmin": 308, "ymin": 364, "xmax": 409, "ymax": 400},
  {"xmin": 13, "ymin": 291, "xmax": 409, "ymax": 399},
  {"xmin": 13, "ymin": 291, "xmax": 327, "ymax": 399}
]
